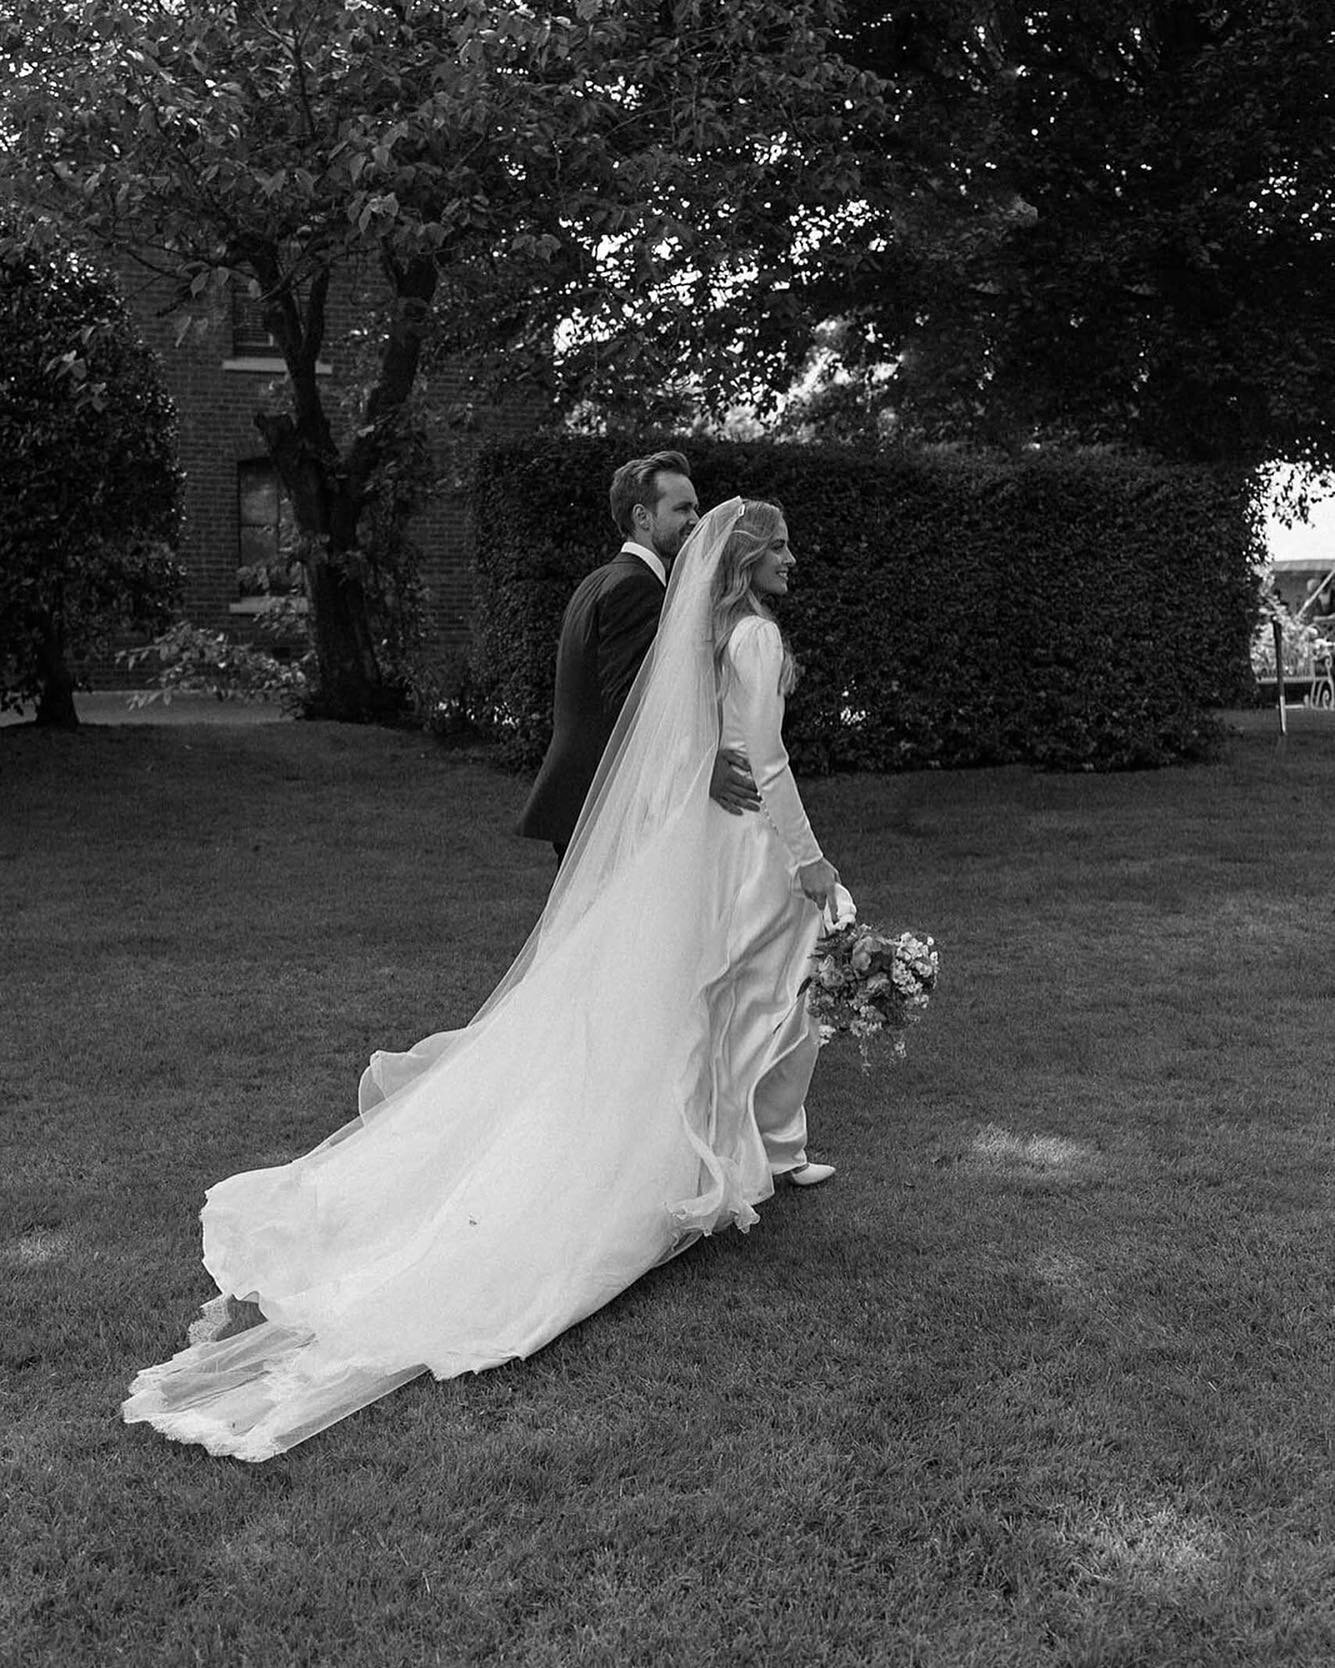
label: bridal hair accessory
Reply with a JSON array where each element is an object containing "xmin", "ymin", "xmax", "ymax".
[{"xmin": 806, "ymin": 887, "xmax": 939, "ymax": 1069}]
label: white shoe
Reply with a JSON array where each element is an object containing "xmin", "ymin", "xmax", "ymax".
[{"xmin": 785, "ymin": 1161, "xmax": 835, "ymax": 1187}]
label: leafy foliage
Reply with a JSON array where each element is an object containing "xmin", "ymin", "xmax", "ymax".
[
  {"xmin": 784, "ymin": 2, "xmax": 1335, "ymax": 465},
  {"xmin": 0, "ymin": 236, "xmax": 182, "ymax": 725},
  {"xmin": 470, "ymin": 435, "xmax": 1262, "ymax": 773},
  {"xmin": 1, "ymin": 0, "xmax": 887, "ymax": 719},
  {"xmin": 119, "ymin": 617, "xmax": 313, "ymax": 713}
]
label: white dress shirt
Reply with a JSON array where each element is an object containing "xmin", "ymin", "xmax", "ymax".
[{"xmin": 620, "ymin": 540, "xmax": 667, "ymax": 587}]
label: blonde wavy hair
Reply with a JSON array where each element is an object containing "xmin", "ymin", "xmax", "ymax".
[{"xmin": 709, "ymin": 500, "xmax": 799, "ymax": 696}]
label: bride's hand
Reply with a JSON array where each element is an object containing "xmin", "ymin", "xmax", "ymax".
[{"xmin": 798, "ymin": 858, "xmax": 840, "ymax": 912}]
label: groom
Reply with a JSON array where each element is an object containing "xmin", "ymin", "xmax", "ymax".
[{"xmin": 517, "ymin": 450, "xmax": 759, "ymax": 860}]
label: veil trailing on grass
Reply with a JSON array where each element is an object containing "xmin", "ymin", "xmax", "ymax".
[{"xmin": 123, "ymin": 499, "xmax": 760, "ymax": 1461}]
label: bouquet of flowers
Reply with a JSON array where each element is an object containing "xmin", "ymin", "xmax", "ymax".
[{"xmin": 804, "ymin": 892, "xmax": 939, "ymax": 1069}]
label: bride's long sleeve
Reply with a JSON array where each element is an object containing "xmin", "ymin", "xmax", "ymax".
[{"xmin": 726, "ymin": 618, "xmax": 823, "ymax": 868}]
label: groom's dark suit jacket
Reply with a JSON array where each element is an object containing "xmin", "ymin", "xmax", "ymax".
[{"xmin": 516, "ymin": 551, "xmax": 665, "ymax": 848}]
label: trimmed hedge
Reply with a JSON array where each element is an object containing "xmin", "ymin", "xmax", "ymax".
[{"xmin": 468, "ymin": 435, "xmax": 1262, "ymax": 773}]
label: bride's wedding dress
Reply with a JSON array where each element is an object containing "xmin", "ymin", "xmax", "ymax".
[{"xmin": 122, "ymin": 502, "xmax": 834, "ymax": 1460}]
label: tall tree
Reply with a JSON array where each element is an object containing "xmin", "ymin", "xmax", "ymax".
[
  {"xmin": 0, "ymin": 237, "xmax": 183, "ymax": 727},
  {"xmin": 1, "ymin": 0, "xmax": 885, "ymax": 719},
  {"xmin": 797, "ymin": 0, "xmax": 1335, "ymax": 464}
]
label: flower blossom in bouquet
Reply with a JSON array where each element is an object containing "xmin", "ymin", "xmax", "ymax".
[{"xmin": 804, "ymin": 888, "xmax": 938, "ymax": 1068}]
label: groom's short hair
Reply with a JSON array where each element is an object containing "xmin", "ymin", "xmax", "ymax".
[{"xmin": 609, "ymin": 451, "xmax": 692, "ymax": 537}]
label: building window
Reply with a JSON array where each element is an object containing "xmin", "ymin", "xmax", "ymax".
[
  {"xmin": 224, "ymin": 285, "xmax": 331, "ymax": 375},
  {"xmin": 237, "ymin": 460, "xmax": 300, "ymax": 599},
  {"xmin": 230, "ymin": 288, "xmax": 281, "ymax": 359}
]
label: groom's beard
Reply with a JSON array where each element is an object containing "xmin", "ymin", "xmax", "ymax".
[{"xmin": 657, "ymin": 526, "xmax": 694, "ymax": 564}]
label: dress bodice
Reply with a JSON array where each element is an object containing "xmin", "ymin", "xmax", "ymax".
[{"xmin": 720, "ymin": 615, "xmax": 822, "ymax": 868}]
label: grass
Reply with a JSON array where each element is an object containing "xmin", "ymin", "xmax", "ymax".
[{"xmin": 2, "ymin": 710, "xmax": 1333, "ymax": 1667}]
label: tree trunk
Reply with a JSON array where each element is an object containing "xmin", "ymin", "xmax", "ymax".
[
  {"xmin": 255, "ymin": 411, "xmax": 405, "ymax": 724},
  {"xmin": 250, "ymin": 255, "xmax": 438, "ymax": 723},
  {"xmin": 34, "ymin": 618, "xmax": 78, "ymax": 728},
  {"xmin": 250, "ymin": 267, "xmax": 401, "ymax": 723},
  {"xmin": 302, "ymin": 549, "xmax": 404, "ymax": 723}
]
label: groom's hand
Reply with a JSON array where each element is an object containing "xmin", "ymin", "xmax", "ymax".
[{"xmin": 709, "ymin": 749, "xmax": 761, "ymax": 815}]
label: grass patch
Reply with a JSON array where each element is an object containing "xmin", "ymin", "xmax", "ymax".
[{"xmin": 3, "ymin": 714, "xmax": 1333, "ymax": 1666}]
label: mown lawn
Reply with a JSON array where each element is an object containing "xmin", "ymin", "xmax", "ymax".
[{"xmin": 2, "ymin": 712, "xmax": 1333, "ymax": 1667}]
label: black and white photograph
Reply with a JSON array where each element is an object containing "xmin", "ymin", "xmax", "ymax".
[{"xmin": 2, "ymin": 3, "xmax": 1332, "ymax": 1663}]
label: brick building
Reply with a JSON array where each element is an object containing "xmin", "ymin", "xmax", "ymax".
[{"xmin": 112, "ymin": 256, "xmax": 540, "ymax": 685}]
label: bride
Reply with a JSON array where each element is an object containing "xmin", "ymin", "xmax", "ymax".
[{"xmin": 123, "ymin": 498, "xmax": 847, "ymax": 1460}]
